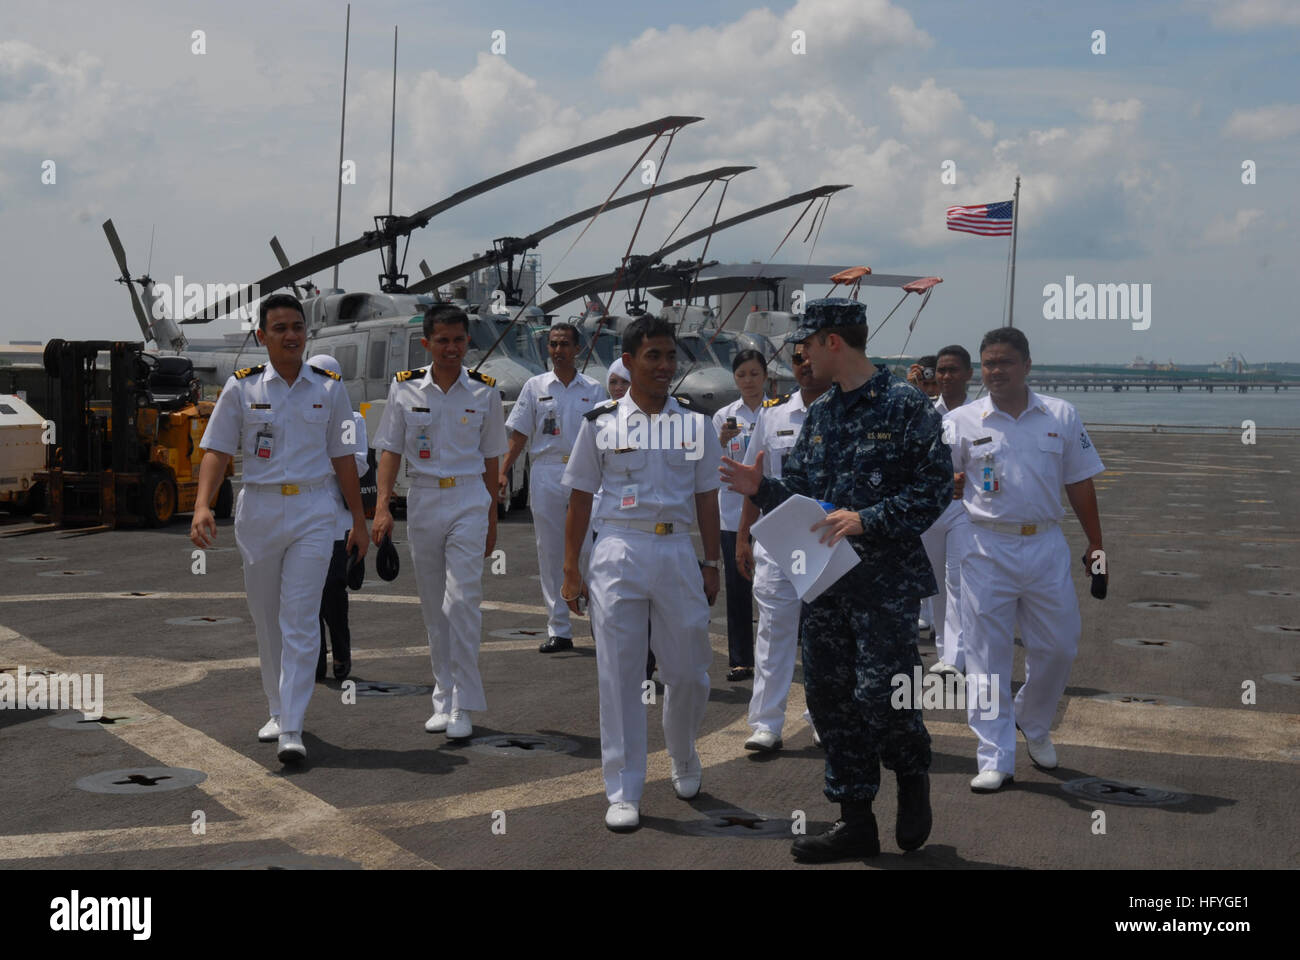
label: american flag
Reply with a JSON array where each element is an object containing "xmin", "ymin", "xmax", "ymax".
[{"xmin": 946, "ymin": 200, "xmax": 1013, "ymax": 236}]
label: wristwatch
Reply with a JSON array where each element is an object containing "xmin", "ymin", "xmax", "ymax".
[{"xmin": 699, "ymin": 559, "xmax": 721, "ymax": 569}]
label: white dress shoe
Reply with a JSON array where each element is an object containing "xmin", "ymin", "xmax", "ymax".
[
  {"xmin": 1020, "ymin": 728, "xmax": 1058, "ymax": 769},
  {"xmin": 277, "ymin": 731, "xmax": 306, "ymax": 764},
  {"xmin": 928, "ymin": 661, "xmax": 965, "ymax": 680},
  {"xmin": 258, "ymin": 715, "xmax": 281, "ymax": 742},
  {"xmin": 605, "ymin": 802, "xmax": 640, "ymax": 832},
  {"xmin": 671, "ymin": 752, "xmax": 702, "ymax": 799},
  {"xmin": 970, "ymin": 770, "xmax": 1013, "ymax": 792},
  {"xmin": 744, "ymin": 729, "xmax": 783, "ymax": 752},
  {"xmin": 425, "ymin": 712, "xmax": 450, "ymax": 733},
  {"xmin": 445, "ymin": 709, "xmax": 472, "ymax": 740}
]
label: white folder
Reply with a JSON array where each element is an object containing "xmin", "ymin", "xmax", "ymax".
[{"xmin": 749, "ymin": 494, "xmax": 861, "ymax": 603}]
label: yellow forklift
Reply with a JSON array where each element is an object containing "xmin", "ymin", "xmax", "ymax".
[{"xmin": 35, "ymin": 339, "xmax": 233, "ymax": 528}]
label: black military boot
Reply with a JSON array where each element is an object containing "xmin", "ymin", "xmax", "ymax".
[
  {"xmin": 791, "ymin": 800, "xmax": 880, "ymax": 863},
  {"xmin": 896, "ymin": 772, "xmax": 932, "ymax": 851}
]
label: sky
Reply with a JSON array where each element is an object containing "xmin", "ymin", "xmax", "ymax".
[{"xmin": 1, "ymin": 0, "xmax": 1297, "ymax": 364}]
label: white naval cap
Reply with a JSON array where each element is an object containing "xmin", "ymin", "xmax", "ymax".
[
  {"xmin": 310, "ymin": 354, "xmax": 342, "ymax": 378},
  {"xmin": 607, "ymin": 357, "xmax": 630, "ymax": 384}
]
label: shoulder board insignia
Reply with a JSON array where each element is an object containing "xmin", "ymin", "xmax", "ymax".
[
  {"xmin": 468, "ymin": 369, "xmax": 496, "ymax": 388},
  {"xmin": 395, "ymin": 368, "xmax": 426, "ymax": 383},
  {"xmin": 310, "ymin": 365, "xmax": 341, "ymax": 381},
  {"xmin": 584, "ymin": 399, "xmax": 619, "ymax": 421},
  {"xmin": 673, "ymin": 394, "xmax": 695, "ymax": 408},
  {"xmin": 233, "ymin": 364, "xmax": 265, "ymax": 380},
  {"xmin": 763, "ymin": 393, "xmax": 792, "ymax": 408}
]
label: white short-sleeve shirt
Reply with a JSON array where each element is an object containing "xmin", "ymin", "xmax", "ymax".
[
  {"xmin": 199, "ymin": 362, "xmax": 358, "ymax": 486},
  {"xmin": 742, "ymin": 390, "xmax": 809, "ymax": 481},
  {"xmin": 563, "ymin": 394, "xmax": 721, "ymax": 527},
  {"xmin": 371, "ymin": 366, "xmax": 509, "ymax": 477},
  {"xmin": 947, "ymin": 390, "xmax": 1104, "ymax": 525},
  {"xmin": 712, "ymin": 397, "xmax": 763, "ymax": 531},
  {"xmin": 505, "ymin": 370, "xmax": 608, "ymax": 462}
]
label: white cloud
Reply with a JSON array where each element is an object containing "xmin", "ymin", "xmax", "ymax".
[
  {"xmin": 597, "ymin": 0, "xmax": 931, "ymax": 97},
  {"xmin": 890, "ymin": 77, "xmax": 993, "ymax": 141},
  {"xmin": 0, "ymin": 40, "xmax": 124, "ymax": 154},
  {"xmin": 1086, "ymin": 97, "xmax": 1143, "ymax": 124},
  {"xmin": 1223, "ymin": 103, "xmax": 1300, "ymax": 141},
  {"xmin": 1203, "ymin": 0, "xmax": 1300, "ymax": 30},
  {"xmin": 1200, "ymin": 208, "xmax": 1264, "ymax": 244}
]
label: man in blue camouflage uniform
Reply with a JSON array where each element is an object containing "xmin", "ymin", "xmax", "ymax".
[{"xmin": 721, "ymin": 298, "xmax": 952, "ymax": 861}]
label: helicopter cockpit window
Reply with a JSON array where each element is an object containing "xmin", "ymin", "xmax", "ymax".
[
  {"xmin": 408, "ymin": 332, "xmax": 425, "ymax": 370},
  {"xmin": 709, "ymin": 335, "xmax": 739, "ymax": 370},
  {"xmin": 334, "ymin": 345, "xmax": 358, "ymax": 380},
  {"xmin": 368, "ymin": 339, "xmax": 387, "ymax": 380}
]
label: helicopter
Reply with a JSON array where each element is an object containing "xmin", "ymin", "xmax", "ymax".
[{"xmin": 540, "ymin": 184, "xmax": 853, "ymax": 414}]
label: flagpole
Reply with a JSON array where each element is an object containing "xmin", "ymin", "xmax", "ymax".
[
  {"xmin": 1007, "ymin": 175, "xmax": 1020, "ymax": 327},
  {"xmin": 331, "ymin": 4, "xmax": 350, "ymax": 291}
]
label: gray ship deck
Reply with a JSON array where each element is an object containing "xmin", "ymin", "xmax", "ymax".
[{"xmin": 1, "ymin": 432, "xmax": 1296, "ymax": 870}]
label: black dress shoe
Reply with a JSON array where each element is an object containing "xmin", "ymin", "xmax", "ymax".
[
  {"xmin": 333, "ymin": 659, "xmax": 351, "ymax": 682},
  {"xmin": 895, "ymin": 772, "xmax": 932, "ymax": 851},
  {"xmin": 791, "ymin": 814, "xmax": 880, "ymax": 863},
  {"xmin": 538, "ymin": 636, "xmax": 574, "ymax": 653},
  {"xmin": 727, "ymin": 666, "xmax": 754, "ymax": 682}
]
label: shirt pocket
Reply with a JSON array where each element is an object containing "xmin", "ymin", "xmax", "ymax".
[
  {"xmin": 971, "ymin": 438, "xmax": 1006, "ymax": 497},
  {"xmin": 769, "ymin": 438, "xmax": 797, "ymax": 475},
  {"xmin": 242, "ymin": 407, "xmax": 275, "ymax": 457},
  {"xmin": 302, "ymin": 400, "xmax": 330, "ymax": 424},
  {"xmin": 404, "ymin": 408, "xmax": 434, "ymax": 440},
  {"xmin": 456, "ymin": 407, "xmax": 485, "ymax": 436},
  {"xmin": 1037, "ymin": 433, "xmax": 1063, "ymax": 455},
  {"xmin": 602, "ymin": 446, "xmax": 648, "ymax": 482}
]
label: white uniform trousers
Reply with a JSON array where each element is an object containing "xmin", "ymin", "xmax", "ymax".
[
  {"xmin": 235, "ymin": 485, "xmax": 337, "ymax": 734},
  {"xmin": 958, "ymin": 523, "xmax": 1080, "ymax": 773},
  {"xmin": 748, "ymin": 541, "xmax": 806, "ymax": 737},
  {"xmin": 407, "ymin": 481, "xmax": 491, "ymax": 714},
  {"xmin": 921, "ymin": 501, "xmax": 971, "ymax": 670},
  {"xmin": 529, "ymin": 460, "xmax": 574, "ymax": 638},
  {"xmin": 588, "ymin": 527, "xmax": 711, "ymax": 805}
]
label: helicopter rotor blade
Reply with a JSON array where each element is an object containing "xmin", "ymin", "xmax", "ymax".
[
  {"xmin": 406, "ymin": 165, "xmax": 755, "ymax": 296},
  {"xmin": 541, "ymin": 184, "xmax": 851, "ymax": 312},
  {"xmin": 183, "ymin": 114, "xmax": 703, "ymax": 323},
  {"xmin": 103, "ymin": 219, "xmax": 154, "ymax": 342}
]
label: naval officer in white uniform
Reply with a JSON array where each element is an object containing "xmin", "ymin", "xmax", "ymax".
[
  {"xmin": 946, "ymin": 327, "xmax": 1105, "ymax": 792},
  {"xmin": 499, "ymin": 322, "xmax": 607, "ymax": 652},
  {"xmin": 918, "ymin": 345, "xmax": 974, "ymax": 677},
  {"xmin": 734, "ymin": 345, "xmax": 831, "ymax": 751},
  {"xmin": 560, "ymin": 314, "xmax": 723, "ymax": 832},
  {"xmin": 192, "ymin": 294, "xmax": 369, "ymax": 764},
  {"xmin": 371, "ymin": 303, "xmax": 509, "ymax": 742}
]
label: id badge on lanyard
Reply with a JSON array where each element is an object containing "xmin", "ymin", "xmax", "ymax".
[
  {"xmin": 980, "ymin": 452, "xmax": 1000, "ymax": 493},
  {"xmin": 418, "ymin": 434, "xmax": 432, "ymax": 460},
  {"xmin": 255, "ymin": 429, "xmax": 273, "ymax": 460}
]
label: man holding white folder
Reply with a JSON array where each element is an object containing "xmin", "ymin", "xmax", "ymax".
[{"xmin": 720, "ymin": 298, "xmax": 952, "ymax": 862}]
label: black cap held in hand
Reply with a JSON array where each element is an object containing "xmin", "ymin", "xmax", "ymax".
[
  {"xmin": 346, "ymin": 544, "xmax": 365, "ymax": 590},
  {"xmin": 376, "ymin": 534, "xmax": 400, "ymax": 582},
  {"xmin": 1090, "ymin": 572, "xmax": 1108, "ymax": 600}
]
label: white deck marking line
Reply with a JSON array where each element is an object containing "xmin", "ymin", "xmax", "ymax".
[{"xmin": 0, "ymin": 627, "xmax": 436, "ymax": 869}]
